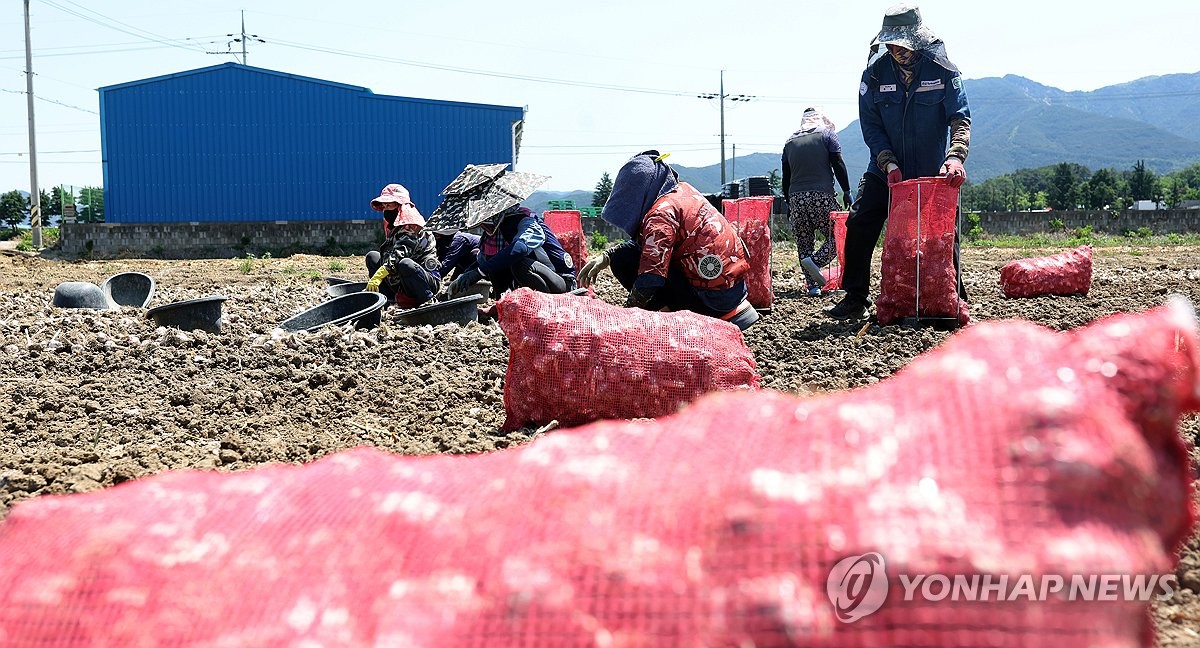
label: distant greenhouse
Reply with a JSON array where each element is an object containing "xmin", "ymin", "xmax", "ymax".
[{"xmin": 98, "ymin": 63, "xmax": 525, "ymax": 224}]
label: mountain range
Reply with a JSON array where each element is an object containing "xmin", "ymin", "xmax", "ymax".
[{"xmin": 529, "ymin": 70, "xmax": 1200, "ymax": 204}]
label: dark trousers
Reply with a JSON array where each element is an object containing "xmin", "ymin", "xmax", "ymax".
[
  {"xmin": 841, "ymin": 173, "xmax": 967, "ymax": 303},
  {"xmin": 365, "ymin": 252, "xmax": 436, "ymax": 303},
  {"xmin": 489, "ymin": 249, "xmax": 574, "ymax": 296}
]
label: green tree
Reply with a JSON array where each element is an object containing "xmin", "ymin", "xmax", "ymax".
[
  {"xmin": 1047, "ymin": 163, "xmax": 1077, "ymax": 210},
  {"xmin": 1128, "ymin": 160, "xmax": 1157, "ymax": 201},
  {"xmin": 0, "ymin": 190, "xmax": 29, "ymax": 233},
  {"xmin": 1166, "ymin": 178, "xmax": 1185, "ymax": 209},
  {"xmin": 767, "ymin": 169, "xmax": 782, "ymax": 194},
  {"xmin": 591, "ymin": 173, "xmax": 613, "ymax": 208},
  {"xmin": 1085, "ymin": 168, "xmax": 1120, "ymax": 209},
  {"xmin": 38, "ymin": 189, "xmax": 58, "ymax": 225},
  {"xmin": 78, "ymin": 186, "xmax": 104, "ymax": 222}
]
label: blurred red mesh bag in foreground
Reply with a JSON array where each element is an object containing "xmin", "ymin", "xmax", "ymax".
[
  {"xmin": 542, "ymin": 210, "xmax": 588, "ymax": 271},
  {"xmin": 821, "ymin": 210, "xmax": 849, "ymax": 290},
  {"xmin": 495, "ymin": 288, "xmax": 760, "ymax": 431},
  {"xmin": 1000, "ymin": 244, "xmax": 1094, "ymax": 298},
  {"xmin": 723, "ymin": 197, "xmax": 773, "ymax": 308},
  {"xmin": 0, "ymin": 301, "xmax": 1197, "ymax": 647},
  {"xmin": 876, "ymin": 177, "xmax": 970, "ymax": 326}
]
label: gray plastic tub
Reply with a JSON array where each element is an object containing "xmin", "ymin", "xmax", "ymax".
[
  {"xmin": 101, "ymin": 272, "xmax": 156, "ymax": 308},
  {"xmin": 51, "ymin": 282, "xmax": 114, "ymax": 310},
  {"xmin": 146, "ymin": 296, "xmax": 227, "ymax": 333},
  {"xmin": 395, "ymin": 294, "xmax": 485, "ymax": 327},
  {"xmin": 277, "ymin": 292, "xmax": 388, "ymax": 333},
  {"xmin": 325, "ymin": 281, "xmax": 368, "ymax": 298}
]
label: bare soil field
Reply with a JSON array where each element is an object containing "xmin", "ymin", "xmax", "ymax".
[{"xmin": 1, "ymin": 243, "xmax": 1198, "ymax": 644}]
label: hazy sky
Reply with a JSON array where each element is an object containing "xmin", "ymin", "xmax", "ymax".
[{"xmin": 2, "ymin": 0, "xmax": 1198, "ymax": 196}]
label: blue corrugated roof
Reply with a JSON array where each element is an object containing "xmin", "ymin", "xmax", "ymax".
[{"xmin": 99, "ymin": 63, "xmax": 526, "ymax": 225}]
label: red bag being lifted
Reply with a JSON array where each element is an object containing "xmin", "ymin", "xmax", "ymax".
[
  {"xmin": 496, "ymin": 288, "xmax": 760, "ymax": 431},
  {"xmin": 542, "ymin": 210, "xmax": 588, "ymax": 272},
  {"xmin": 876, "ymin": 177, "xmax": 969, "ymax": 326},
  {"xmin": 820, "ymin": 210, "xmax": 849, "ymax": 290},
  {"xmin": 1000, "ymin": 244, "xmax": 1093, "ymax": 298},
  {"xmin": 722, "ymin": 197, "xmax": 773, "ymax": 309},
  {"xmin": 0, "ymin": 302, "xmax": 1195, "ymax": 647}
]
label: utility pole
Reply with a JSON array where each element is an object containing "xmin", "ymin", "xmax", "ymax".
[
  {"xmin": 23, "ymin": 0, "xmax": 41, "ymax": 248},
  {"xmin": 697, "ymin": 70, "xmax": 752, "ymax": 189},
  {"xmin": 732, "ymin": 143, "xmax": 736, "ymax": 184}
]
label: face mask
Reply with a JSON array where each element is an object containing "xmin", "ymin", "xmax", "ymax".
[{"xmin": 888, "ymin": 45, "xmax": 918, "ymax": 66}]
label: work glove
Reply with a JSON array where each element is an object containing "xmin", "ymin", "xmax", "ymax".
[
  {"xmin": 940, "ymin": 157, "xmax": 966, "ymax": 188},
  {"xmin": 841, "ymin": 191, "xmax": 853, "ymax": 209},
  {"xmin": 885, "ymin": 163, "xmax": 903, "ymax": 187},
  {"xmin": 577, "ymin": 252, "xmax": 610, "ymax": 288},
  {"xmin": 448, "ymin": 268, "xmax": 483, "ymax": 297},
  {"xmin": 365, "ymin": 266, "xmax": 389, "ymax": 293}
]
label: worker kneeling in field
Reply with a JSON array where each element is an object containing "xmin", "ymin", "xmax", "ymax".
[
  {"xmin": 448, "ymin": 204, "xmax": 576, "ymax": 299},
  {"xmin": 579, "ymin": 150, "xmax": 759, "ymax": 331},
  {"xmin": 430, "ymin": 226, "xmax": 481, "ymax": 289},
  {"xmin": 364, "ymin": 183, "xmax": 441, "ymax": 308}
]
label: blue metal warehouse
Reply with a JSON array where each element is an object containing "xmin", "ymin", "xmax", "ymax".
[{"xmin": 98, "ymin": 63, "xmax": 525, "ymax": 223}]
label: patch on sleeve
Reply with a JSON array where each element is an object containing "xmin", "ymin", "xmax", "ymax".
[
  {"xmin": 423, "ymin": 257, "xmax": 439, "ymax": 271},
  {"xmin": 952, "ymin": 76, "xmax": 963, "ymax": 89},
  {"xmin": 859, "ymin": 81, "xmax": 868, "ymax": 96}
]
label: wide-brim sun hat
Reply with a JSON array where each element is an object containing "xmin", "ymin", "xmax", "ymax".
[{"xmin": 872, "ymin": 3, "xmax": 938, "ymax": 52}]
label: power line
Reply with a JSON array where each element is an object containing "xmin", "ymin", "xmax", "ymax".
[
  {"xmin": 266, "ymin": 37, "xmax": 702, "ymax": 98},
  {"xmin": 0, "ymin": 88, "xmax": 96, "ymax": 114},
  {"xmin": 40, "ymin": 0, "xmax": 209, "ymax": 55}
]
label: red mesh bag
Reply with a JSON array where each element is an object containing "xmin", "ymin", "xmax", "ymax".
[
  {"xmin": 820, "ymin": 210, "xmax": 849, "ymax": 290},
  {"xmin": 0, "ymin": 302, "xmax": 1195, "ymax": 647},
  {"xmin": 876, "ymin": 177, "xmax": 970, "ymax": 326},
  {"xmin": 542, "ymin": 210, "xmax": 588, "ymax": 271},
  {"xmin": 496, "ymin": 287, "xmax": 760, "ymax": 431},
  {"xmin": 1000, "ymin": 244, "xmax": 1093, "ymax": 298},
  {"xmin": 722, "ymin": 197, "xmax": 773, "ymax": 308}
]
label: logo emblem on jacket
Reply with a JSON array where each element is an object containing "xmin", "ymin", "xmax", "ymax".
[
  {"xmin": 423, "ymin": 257, "xmax": 439, "ymax": 271},
  {"xmin": 697, "ymin": 254, "xmax": 723, "ymax": 280}
]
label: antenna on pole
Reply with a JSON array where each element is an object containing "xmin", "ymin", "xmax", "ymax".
[
  {"xmin": 697, "ymin": 70, "xmax": 753, "ymax": 190},
  {"xmin": 23, "ymin": 0, "xmax": 41, "ymax": 249},
  {"xmin": 211, "ymin": 10, "xmax": 265, "ymax": 64}
]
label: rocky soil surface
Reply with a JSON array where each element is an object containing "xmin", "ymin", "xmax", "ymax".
[{"xmin": 1, "ymin": 243, "xmax": 1198, "ymax": 644}]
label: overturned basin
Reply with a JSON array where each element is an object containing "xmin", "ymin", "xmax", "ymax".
[
  {"xmin": 395, "ymin": 294, "xmax": 485, "ymax": 327},
  {"xmin": 325, "ymin": 281, "xmax": 368, "ymax": 298},
  {"xmin": 51, "ymin": 282, "xmax": 114, "ymax": 310},
  {"xmin": 146, "ymin": 296, "xmax": 227, "ymax": 334},
  {"xmin": 277, "ymin": 292, "xmax": 387, "ymax": 333},
  {"xmin": 101, "ymin": 272, "xmax": 156, "ymax": 308}
]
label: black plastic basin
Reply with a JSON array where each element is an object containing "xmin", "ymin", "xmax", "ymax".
[
  {"xmin": 325, "ymin": 281, "xmax": 368, "ymax": 298},
  {"xmin": 146, "ymin": 296, "xmax": 228, "ymax": 333},
  {"xmin": 396, "ymin": 294, "xmax": 484, "ymax": 327},
  {"xmin": 51, "ymin": 282, "xmax": 114, "ymax": 310},
  {"xmin": 277, "ymin": 292, "xmax": 388, "ymax": 333},
  {"xmin": 101, "ymin": 272, "xmax": 156, "ymax": 308}
]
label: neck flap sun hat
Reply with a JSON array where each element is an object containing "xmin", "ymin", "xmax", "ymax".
[
  {"xmin": 370, "ymin": 183, "xmax": 425, "ymax": 228},
  {"xmin": 871, "ymin": 3, "xmax": 938, "ymax": 52},
  {"xmin": 601, "ymin": 150, "xmax": 679, "ymax": 238}
]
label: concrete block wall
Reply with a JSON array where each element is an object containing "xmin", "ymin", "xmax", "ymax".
[
  {"xmin": 975, "ymin": 209, "xmax": 1200, "ymax": 235},
  {"xmin": 59, "ymin": 221, "xmax": 383, "ymax": 259}
]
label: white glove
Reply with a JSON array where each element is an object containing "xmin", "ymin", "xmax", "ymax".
[{"xmin": 577, "ymin": 252, "xmax": 610, "ymax": 288}]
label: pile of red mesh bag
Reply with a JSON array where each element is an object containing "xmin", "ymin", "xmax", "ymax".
[
  {"xmin": 495, "ymin": 288, "xmax": 760, "ymax": 431},
  {"xmin": 1000, "ymin": 244, "xmax": 1094, "ymax": 298},
  {"xmin": 876, "ymin": 177, "xmax": 970, "ymax": 326},
  {"xmin": 542, "ymin": 210, "xmax": 588, "ymax": 272},
  {"xmin": 0, "ymin": 301, "xmax": 1196, "ymax": 646},
  {"xmin": 722, "ymin": 197, "xmax": 773, "ymax": 309},
  {"xmin": 821, "ymin": 210, "xmax": 850, "ymax": 290}
]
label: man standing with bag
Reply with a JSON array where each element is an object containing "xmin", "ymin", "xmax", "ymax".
[{"xmin": 825, "ymin": 3, "xmax": 970, "ymax": 320}]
